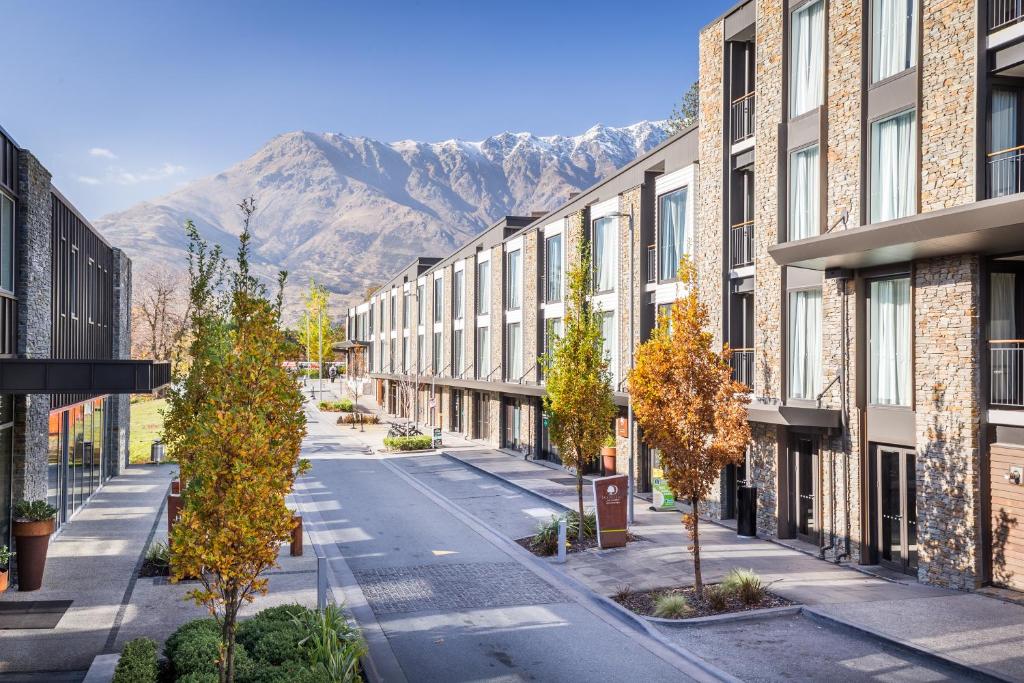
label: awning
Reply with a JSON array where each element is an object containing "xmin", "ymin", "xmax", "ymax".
[
  {"xmin": 0, "ymin": 359, "xmax": 171, "ymax": 394},
  {"xmin": 746, "ymin": 401, "xmax": 841, "ymax": 428},
  {"xmin": 332, "ymin": 340, "xmax": 368, "ymax": 351},
  {"xmin": 769, "ymin": 193, "xmax": 1024, "ymax": 271}
]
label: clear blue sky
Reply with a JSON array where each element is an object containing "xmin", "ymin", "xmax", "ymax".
[{"xmin": 0, "ymin": 0, "xmax": 733, "ymax": 219}]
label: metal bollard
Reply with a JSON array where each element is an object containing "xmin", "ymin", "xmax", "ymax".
[
  {"xmin": 317, "ymin": 555, "xmax": 328, "ymax": 612},
  {"xmin": 556, "ymin": 519, "xmax": 567, "ymax": 564}
]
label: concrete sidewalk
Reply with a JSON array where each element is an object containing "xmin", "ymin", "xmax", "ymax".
[{"xmin": 385, "ymin": 425, "xmax": 1024, "ymax": 681}]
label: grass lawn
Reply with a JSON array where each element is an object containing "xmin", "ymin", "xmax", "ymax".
[{"xmin": 130, "ymin": 397, "xmax": 168, "ymax": 464}]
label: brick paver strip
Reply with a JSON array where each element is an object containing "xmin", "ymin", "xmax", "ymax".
[{"xmin": 353, "ymin": 561, "xmax": 566, "ymax": 615}]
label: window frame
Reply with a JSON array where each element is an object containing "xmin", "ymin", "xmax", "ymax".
[
  {"xmin": 786, "ymin": 286, "xmax": 824, "ymax": 401},
  {"xmin": 789, "ymin": 0, "xmax": 826, "ymax": 119},
  {"xmin": 866, "ymin": 272, "xmax": 914, "ymax": 407},
  {"xmin": 0, "ymin": 191, "xmax": 14, "ymax": 295},
  {"xmin": 869, "ymin": 0, "xmax": 918, "ymax": 85},
  {"xmin": 544, "ymin": 234, "xmax": 563, "ymax": 303},
  {"xmin": 867, "ymin": 107, "xmax": 918, "ymax": 224},
  {"xmin": 591, "ymin": 215, "xmax": 617, "ymax": 295},
  {"xmin": 657, "ymin": 186, "xmax": 690, "ymax": 283},
  {"xmin": 787, "ymin": 142, "xmax": 822, "ymax": 241},
  {"xmin": 506, "ymin": 248, "xmax": 522, "ymax": 311}
]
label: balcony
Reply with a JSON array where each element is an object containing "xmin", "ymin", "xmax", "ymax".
[
  {"xmin": 992, "ymin": 340, "xmax": 1024, "ymax": 407},
  {"xmin": 730, "ymin": 220, "xmax": 754, "ymax": 268},
  {"xmin": 731, "ymin": 92, "xmax": 755, "ymax": 145},
  {"xmin": 730, "ymin": 348, "xmax": 754, "ymax": 390},
  {"xmin": 988, "ymin": 145, "xmax": 1024, "ymax": 199},
  {"xmin": 646, "ymin": 245, "xmax": 656, "ymax": 284},
  {"xmin": 991, "ymin": 0, "xmax": 1024, "ymax": 30}
]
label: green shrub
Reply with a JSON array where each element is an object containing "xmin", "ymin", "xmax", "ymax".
[
  {"xmin": 13, "ymin": 500, "xmax": 56, "ymax": 521},
  {"xmin": 383, "ymin": 435, "xmax": 433, "ymax": 451},
  {"xmin": 113, "ymin": 638, "xmax": 158, "ymax": 683},
  {"xmin": 176, "ymin": 673, "xmax": 218, "ymax": 683},
  {"xmin": 318, "ymin": 399, "xmax": 354, "ymax": 412},
  {"xmin": 164, "ymin": 619, "xmax": 252, "ymax": 679},
  {"xmin": 291, "ymin": 604, "xmax": 365, "ymax": 682},
  {"xmin": 530, "ymin": 510, "xmax": 597, "ymax": 555},
  {"xmin": 721, "ymin": 568, "xmax": 765, "ymax": 606},
  {"xmin": 163, "ymin": 618, "xmax": 219, "ymax": 666},
  {"xmin": 239, "ymin": 660, "xmax": 322, "ymax": 683},
  {"xmin": 336, "ymin": 413, "xmax": 379, "ymax": 425},
  {"xmin": 704, "ymin": 585, "xmax": 729, "ymax": 612},
  {"xmin": 653, "ymin": 593, "xmax": 692, "ymax": 619},
  {"xmin": 145, "ymin": 541, "xmax": 170, "ymax": 571},
  {"xmin": 237, "ymin": 605, "xmax": 308, "ymax": 666}
]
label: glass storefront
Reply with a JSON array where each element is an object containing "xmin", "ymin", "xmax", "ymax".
[
  {"xmin": 47, "ymin": 396, "xmax": 111, "ymax": 529},
  {"xmin": 0, "ymin": 395, "xmax": 13, "ymax": 548}
]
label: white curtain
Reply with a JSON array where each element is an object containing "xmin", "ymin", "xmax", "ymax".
[
  {"xmin": 453, "ymin": 329, "xmax": 463, "ymax": 375},
  {"xmin": 992, "ymin": 273, "xmax": 1017, "ymax": 340},
  {"xmin": 870, "ymin": 277, "xmax": 911, "ymax": 405},
  {"xmin": 789, "ymin": 145, "xmax": 820, "ymax": 240},
  {"xmin": 507, "ymin": 323, "xmax": 522, "ymax": 379},
  {"xmin": 477, "ymin": 326, "xmax": 490, "ymax": 376},
  {"xmin": 594, "ymin": 217, "xmax": 616, "ymax": 292},
  {"xmin": 871, "ymin": 110, "xmax": 916, "ymax": 223},
  {"xmin": 546, "ymin": 235, "xmax": 562, "ymax": 301},
  {"xmin": 789, "ymin": 289, "xmax": 822, "ymax": 400},
  {"xmin": 659, "ymin": 189, "xmax": 688, "ymax": 280},
  {"xmin": 454, "ymin": 271, "xmax": 464, "ymax": 319},
  {"xmin": 872, "ymin": 0, "xmax": 916, "ymax": 83},
  {"xmin": 790, "ymin": 0, "xmax": 824, "ymax": 117},
  {"xmin": 478, "ymin": 261, "xmax": 490, "ymax": 314},
  {"xmin": 507, "ymin": 250, "xmax": 521, "ymax": 309},
  {"xmin": 991, "ymin": 90, "xmax": 1019, "ymax": 198}
]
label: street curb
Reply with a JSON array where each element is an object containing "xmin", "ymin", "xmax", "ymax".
[
  {"xmin": 647, "ymin": 604, "xmax": 803, "ymax": 626},
  {"xmin": 440, "ymin": 451, "xmax": 575, "ymax": 513},
  {"xmin": 382, "ymin": 456, "xmax": 740, "ymax": 683},
  {"xmin": 802, "ymin": 607, "xmax": 1009, "ymax": 682}
]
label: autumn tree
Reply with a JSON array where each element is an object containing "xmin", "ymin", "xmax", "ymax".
[
  {"xmin": 131, "ymin": 265, "xmax": 192, "ymax": 363},
  {"xmin": 542, "ymin": 242, "xmax": 616, "ymax": 544},
  {"xmin": 629, "ymin": 258, "xmax": 750, "ymax": 596},
  {"xmin": 165, "ymin": 199, "xmax": 308, "ymax": 683}
]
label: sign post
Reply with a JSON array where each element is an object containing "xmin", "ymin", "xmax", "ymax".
[{"xmin": 592, "ymin": 474, "xmax": 628, "ymax": 549}]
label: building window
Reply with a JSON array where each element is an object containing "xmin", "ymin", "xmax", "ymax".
[
  {"xmin": 476, "ymin": 326, "xmax": 490, "ymax": 378},
  {"xmin": 432, "ymin": 331, "xmax": 442, "ymax": 374},
  {"xmin": 544, "ymin": 317, "xmax": 563, "ymax": 355},
  {"xmin": 390, "ymin": 293, "xmax": 396, "ymax": 329},
  {"xmin": 789, "ymin": 145, "xmax": 820, "ymax": 240},
  {"xmin": 433, "ymin": 277, "xmax": 443, "ymax": 322},
  {"xmin": 788, "ymin": 288, "xmax": 822, "ymax": 400},
  {"xmin": 70, "ymin": 246, "xmax": 79, "ymax": 319},
  {"xmin": 477, "ymin": 260, "xmax": 490, "ymax": 315},
  {"xmin": 869, "ymin": 276, "xmax": 912, "ymax": 406},
  {"xmin": 592, "ymin": 216, "xmax": 616, "ymax": 293},
  {"xmin": 506, "ymin": 249, "xmax": 522, "ymax": 310},
  {"xmin": 453, "ymin": 270, "xmax": 464, "ymax": 320},
  {"xmin": 870, "ymin": 109, "xmax": 916, "ymax": 223},
  {"xmin": 417, "ymin": 333, "xmax": 424, "ymax": 373},
  {"xmin": 989, "ymin": 88, "xmax": 1022, "ymax": 198},
  {"xmin": 659, "ymin": 188, "xmax": 689, "ymax": 281},
  {"xmin": 506, "ymin": 322, "xmax": 522, "ymax": 380},
  {"xmin": 0, "ymin": 192, "xmax": 13, "ymax": 293},
  {"xmin": 600, "ymin": 311, "xmax": 615, "ymax": 383},
  {"xmin": 790, "ymin": 0, "xmax": 824, "ymax": 117},
  {"xmin": 545, "ymin": 234, "xmax": 562, "ymax": 303},
  {"xmin": 389, "ymin": 338, "xmax": 395, "ymax": 372},
  {"xmin": 402, "ymin": 336, "xmax": 409, "ymax": 373},
  {"xmin": 402, "ymin": 291, "xmax": 410, "ymax": 328},
  {"xmin": 872, "ymin": 0, "xmax": 916, "ymax": 83},
  {"xmin": 417, "ymin": 283, "xmax": 425, "ymax": 323},
  {"xmin": 452, "ymin": 328, "xmax": 464, "ymax": 377}
]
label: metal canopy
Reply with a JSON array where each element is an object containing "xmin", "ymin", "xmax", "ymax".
[
  {"xmin": 0, "ymin": 359, "xmax": 171, "ymax": 394},
  {"xmin": 746, "ymin": 402, "xmax": 841, "ymax": 428}
]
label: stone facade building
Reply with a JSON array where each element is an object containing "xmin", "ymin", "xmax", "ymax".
[{"xmin": 350, "ymin": 0, "xmax": 1024, "ymax": 592}]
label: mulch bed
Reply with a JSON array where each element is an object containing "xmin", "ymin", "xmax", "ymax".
[
  {"xmin": 614, "ymin": 584, "xmax": 791, "ymax": 619},
  {"xmin": 515, "ymin": 532, "xmax": 643, "ymax": 557},
  {"xmin": 139, "ymin": 558, "xmax": 171, "ymax": 578}
]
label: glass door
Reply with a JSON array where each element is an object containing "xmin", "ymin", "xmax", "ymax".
[
  {"xmin": 789, "ymin": 436, "xmax": 819, "ymax": 543},
  {"xmin": 874, "ymin": 445, "xmax": 918, "ymax": 573},
  {"xmin": 450, "ymin": 390, "xmax": 463, "ymax": 433}
]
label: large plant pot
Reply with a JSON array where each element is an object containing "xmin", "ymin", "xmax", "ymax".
[
  {"xmin": 601, "ymin": 447, "xmax": 617, "ymax": 475},
  {"xmin": 13, "ymin": 518, "xmax": 55, "ymax": 591},
  {"xmin": 0, "ymin": 569, "xmax": 8, "ymax": 593}
]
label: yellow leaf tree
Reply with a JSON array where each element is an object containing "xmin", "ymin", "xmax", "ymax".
[
  {"xmin": 165, "ymin": 199, "xmax": 308, "ymax": 683},
  {"xmin": 628, "ymin": 258, "xmax": 750, "ymax": 596}
]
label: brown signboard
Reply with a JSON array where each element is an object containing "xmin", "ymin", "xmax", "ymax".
[
  {"xmin": 616, "ymin": 416, "xmax": 629, "ymax": 438},
  {"xmin": 593, "ymin": 474, "xmax": 628, "ymax": 549}
]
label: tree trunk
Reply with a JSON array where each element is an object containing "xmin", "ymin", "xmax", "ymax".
[
  {"xmin": 576, "ymin": 456, "xmax": 585, "ymax": 545},
  {"xmin": 691, "ymin": 497, "xmax": 703, "ymax": 598}
]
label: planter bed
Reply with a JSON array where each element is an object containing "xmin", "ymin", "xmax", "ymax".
[
  {"xmin": 614, "ymin": 584, "xmax": 791, "ymax": 620},
  {"xmin": 514, "ymin": 532, "xmax": 643, "ymax": 557}
]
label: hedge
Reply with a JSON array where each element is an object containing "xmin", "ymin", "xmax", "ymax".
[
  {"xmin": 318, "ymin": 399, "xmax": 354, "ymax": 412},
  {"xmin": 383, "ymin": 435, "xmax": 433, "ymax": 451},
  {"xmin": 113, "ymin": 637, "xmax": 158, "ymax": 683}
]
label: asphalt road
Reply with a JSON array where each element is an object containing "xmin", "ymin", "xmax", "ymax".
[{"xmin": 296, "ymin": 413, "xmax": 719, "ymax": 683}]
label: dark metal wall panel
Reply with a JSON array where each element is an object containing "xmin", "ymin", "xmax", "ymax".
[{"xmin": 50, "ymin": 193, "xmax": 115, "ymax": 410}]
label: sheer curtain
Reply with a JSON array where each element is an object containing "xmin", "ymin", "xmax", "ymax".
[
  {"xmin": 478, "ymin": 261, "xmax": 490, "ymax": 314},
  {"xmin": 594, "ymin": 217, "xmax": 616, "ymax": 292},
  {"xmin": 992, "ymin": 273, "xmax": 1017, "ymax": 340},
  {"xmin": 870, "ymin": 277, "xmax": 911, "ymax": 405},
  {"xmin": 789, "ymin": 145, "xmax": 820, "ymax": 240},
  {"xmin": 872, "ymin": 0, "xmax": 916, "ymax": 83},
  {"xmin": 789, "ymin": 289, "xmax": 822, "ymax": 400},
  {"xmin": 659, "ymin": 189, "xmax": 688, "ymax": 280},
  {"xmin": 546, "ymin": 235, "xmax": 562, "ymax": 301},
  {"xmin": 507, "ymin": 250, "xmax": 521, "ymax": 309},
  {"xmin": 477, "ymin": 326, "xmax": 490, "ymax": 377},
  {"xmin": 507, "ymin": 323, "xmax": 522, "ymax": 379},
  {"xmin": 991, "ymin": 90, "xmax": 1019, "ymax": 198},
  {"xmin": 871, "ymin": 110, "xmax": 916, "ymax": 223},
  {"xmin": 790, "ymin": 0, "xmax": 824, "ymax": 117}
]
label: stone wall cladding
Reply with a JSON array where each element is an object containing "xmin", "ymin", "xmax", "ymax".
[
  {"xmin": 920, "ymin": 0, "xmax": 976, "ymax": 212},
  {"xmin": 697, "ymin": 19, "xmax": 725, "ymax": 350},
  {"xmin": 826, "ymin": 0, "xmax": 863, "ymax": 225},
  {"xmin": 914, "ymin": 255, "xmax": 983, "ymax": 590},
  {"xmin": 109, "ymin": 248, "xmax": 133, "ymax": 476},
  {"xmin": 616, "ymin": 187, "xmax": 642, "ymax": 386},
  {"xmin": 750, "ymin": 423, "xmax": 779, "ymax": 536}
]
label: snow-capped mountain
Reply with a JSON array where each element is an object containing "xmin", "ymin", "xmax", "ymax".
[{"xmin": 94, "ymin": 121, "xmax": 669, "ymax": 317}]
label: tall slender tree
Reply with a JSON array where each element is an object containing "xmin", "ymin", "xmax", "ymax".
[
  {"xmin": 628, "ymin": 258, "xmax": 750, "ymax": 596},
  {"xmin": 542, "ymin": 241, "xmax": 616, "ymax": 544}
]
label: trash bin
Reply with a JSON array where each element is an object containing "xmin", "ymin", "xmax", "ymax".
[
  {"xmin": 737, "ymin": 485, "xmax": 757, "ymax": 538},
  {"xmin": 151, "ymin": 440, "xmax": 165, "ymax": 464}
]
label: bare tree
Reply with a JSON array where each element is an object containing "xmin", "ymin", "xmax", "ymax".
[{"xmin": 132, "ymin": 265, "xmax": 192, "ymax": 362}]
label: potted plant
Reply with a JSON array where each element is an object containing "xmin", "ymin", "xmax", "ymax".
[
  {"xmin": 601, "ymin": 434, "xmax": 618, "ymax": 475},
  {"xmin": 12, "ymin": 500, "xmax": 57, "ymax": 591},
  {"xmin": 0, "ymin": 545, "xmax": 13, "ymax": 592}
]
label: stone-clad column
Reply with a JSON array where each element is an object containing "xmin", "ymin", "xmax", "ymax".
[
  {"xmin": 109, "ymin": 248, "xmax": 132, "ymax": 476},
  {"xmin": 522, "ymin": 232, "xmax": 539, "ymax": 384},
  {"xmin": 12, "ymin": 150, "xmax": 52, "ymax": 503}
]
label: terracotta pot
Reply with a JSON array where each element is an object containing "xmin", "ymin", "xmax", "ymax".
[
  {"xmin": 0, "ymin": 569, "xmax": 8, "ymax": 593},
  {"xmin": 13, "ymin": 518, "xmax": 55, "ymax": 592},
  {"xmin": 601, "ymin": 446, "xmax": 617, "ymax": 475},
  {"xmin": 167, "ymin": 493, "xmax": 182, "ymax": 539}
]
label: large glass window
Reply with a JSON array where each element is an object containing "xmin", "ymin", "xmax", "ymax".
[
  {"xmin": 476, "ymin": 326, "xmax": 490, "ymax": 378},
  {"xmin": 452, "ymin": 328, "xmax": 464, "ymax": 377},
  {"xmin": 870, "ymin": 109, "xmax": 916, "ymax": 223},
  {"xmin": 991, "ymin": 272, "xmax": 1017, "ymax": 339},
  {"xmin": 453, "ymin": 270, "xmax": 464, "ymax": 320},
  {"xmin": 402, "ymin": 336, "xmax": 409, "ymax": 373},
  {"xmin": 788, "ymin": 288, "xmax": 823, "ymax": 400},
  {"xmin": 593, "ymin": 217, "xmax": 616, "ymax": 293},
  {"xmin": 432, "ymin": 331, "xmax": 442, "ymax": 374},
  {"xmin": 433, "ymin": 277, "xmax": 443, "ymax": 322},
  {"xmin": 544, "ymin": 317, "xmax": 564, "ymax": 356},
  {"xmin": 872, "ymin": 0, "xmax": 916, "ymax": 83},
  {"xmin": 477, "ymin": 260, "xmax": 490, "ymax": 315},
  {"xmin": 506, "ymin": 322, "xmax": 522, "ymax": 380},
  {"xmin": 790, "ymin": 0, "xmax": 825, "ymax": 117},
  {"xmin": 600, "ymin": 311, "xmax": 615, "ymax": 384},
  {"xmin": 545, "ymin": 234, "xmax": 562, "ymax": 303},
  {"xmin": 402, "ymin": 291, "xmax": 410, "ymax": 327},
  {"xmin": 0, "ymin": 193, "xmax": 13, "ymax": 293},
  {"xmin": 48, "ymin": 412, "xmax": 62, "ymax": 522},
  {"xmin": 990, "ymin": 88, "xmax": 1021, "ymax": 198},
  {"xmin": 416, "ymin": 284, "xmax": 425, "ymax": 323},
  {"xmin": 789, "ymin": 145, "xmax": 820, "ymax": 240},
  {"xmin": 506, "ymin": 249, "xmax": 521, "ymax": 310},
  {"xmin": 659, "ymin": 188, "xmax": 689, "ymax": 281},
  {"xmin": 869, "ymin": 277, "xmax": 912, "ymax": 406},
  {"xmin": 417, "ymin": 333, "xmax": 424, "ymax": 372}
]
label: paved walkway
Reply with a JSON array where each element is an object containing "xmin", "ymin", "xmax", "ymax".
[{"xmin": 359, "ymin": 419, "xmax": 1024, "ymax": 681}]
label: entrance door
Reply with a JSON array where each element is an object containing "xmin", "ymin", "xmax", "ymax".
[
  {"xmin": 723, "ymin": 454, "xmax": 748, "ymax": 519},
  {"xmin": 788, "ymin": 436, "xmax": 819, "ymax": 543},
  {"xmin": 873, "ymin": 445, "xmax": 918, "ymax": 574},
  {"xmin": 473, "ymin": 392, "xmax": 489, "ymax": 440},
  {"xmin": 451, "ymin": 390, "xmax": 463, "ymax": 433},
  {"xmin": 503, "ymin": 397, "xmax": 521, "ymax": 450}
]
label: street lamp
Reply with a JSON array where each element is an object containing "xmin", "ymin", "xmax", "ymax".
[{"xmin": 608, "ymin": 210, "xmax": 636, "ymax": 526}]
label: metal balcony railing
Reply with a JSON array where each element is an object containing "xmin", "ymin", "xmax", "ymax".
[
  {"xmin": 646, "ymin": 245, "xmax": 656, "ymax": 284},
  {"xmin": 991, "ymin": 340, "xmax": 1024, "ymax": 407},
  {"xmin": 988, "ymin": 145, "xmax": 1024, "ymax": 198},
  {"xmin": 731, "ymin": 92, "xmax": 755, "ymax": 144},
  {"xmin": 730, "ymin": 220, "xmax": 754, "ymax": 268},
  {"xmin": 991, "ymin": 0, "xmax": 1024, "ymax": 30},
  {"xmin": 730, "ymin": 348, "xmax": 755, "ymax": 390}
]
